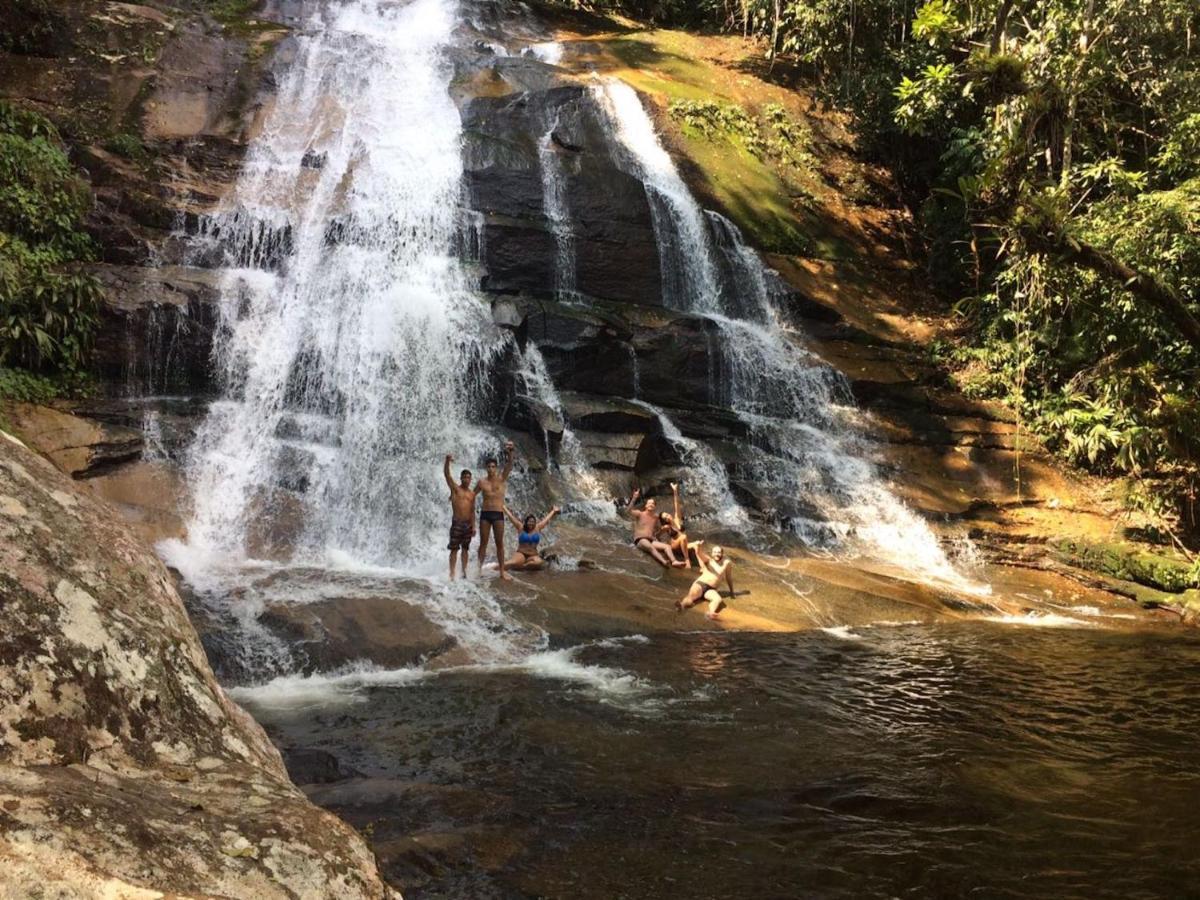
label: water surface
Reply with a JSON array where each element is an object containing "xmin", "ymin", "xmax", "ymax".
[{"xmin": 245, "ymin": 621, "xmax": 1200, "ymax": 899}]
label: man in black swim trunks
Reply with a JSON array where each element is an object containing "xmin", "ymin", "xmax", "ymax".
[
  {"xmin": 444, "ymin": 453, "xmax": 477, "ymax": 581},
  {"xmin": 476, "ymin": 440, "xmax": 516, "ymax": 581}
]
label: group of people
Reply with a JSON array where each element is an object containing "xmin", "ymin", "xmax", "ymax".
[
  {"xmin": 444, "ymin": 442, "xmax": 559, "ymax": 581},
  {"xmin": 444, "ymin": 443, "xmax": 735, "ymax": 618},
  {"xmin": 624, "ymin": 483, "xmax": 734, "ymax": 620}
]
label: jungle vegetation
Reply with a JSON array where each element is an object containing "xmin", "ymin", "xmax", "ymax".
[{"xmin": 563, "ymin": 0, "xmax": 1200, "ymax": 539}]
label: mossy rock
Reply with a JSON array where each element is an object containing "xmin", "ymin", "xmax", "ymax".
[{"xmin": 1052, "ymin": 538, "xmax": 1198, "ymax": 594}]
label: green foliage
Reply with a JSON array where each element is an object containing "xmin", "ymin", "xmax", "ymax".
[
  {"xmin": 0, "ymin": 366, "xmax": 65, "ymax": 404},
  {"xmin": 103, "ymin": 132, "xmax": 149, "ymax": 164},
  {"xmin": 0, "ymin": 101, "xmax": 100, "ymax": 376},
  {"xmin": 762, "ymin": 103, "xmax": 816, "ymax": 171},
  {"xmin": 669, "ymin": 99, "xmax": 817, "ymax": 174},
  {"xmin": 669, "ymin": 99, "xmax": 766, "ymax": 156}
]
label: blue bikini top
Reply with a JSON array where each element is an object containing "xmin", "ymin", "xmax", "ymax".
[{"xmin": 519, "ymin": 530, "xmax": 541, "ymax": 546}]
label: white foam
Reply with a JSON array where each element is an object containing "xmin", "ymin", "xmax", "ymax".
[
  {"xmin": 984, "ymin": 612, "xmax": 1096, "ymax": 629},
  {"xmin": 230, "ymin": 662, "xmax": 432, "ymax": 710},
  {"xmin": 233, "ymin": 635, "xmax": 659, "ymax": 712},
  {"xmin": 525, "ymin": 41, "xmax": 564, "ymax": 65},
  {"xmin": 821, "ymin": 625, "xmax": 863, "ymax": 641}
]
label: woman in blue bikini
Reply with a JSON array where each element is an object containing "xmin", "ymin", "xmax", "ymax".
[{"xmin": 500, "ymin": 505, "xmax": 561, "ymax": 571}]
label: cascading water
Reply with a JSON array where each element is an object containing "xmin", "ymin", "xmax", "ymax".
[
  {"xmin": 167, "ymin": 0, "xmax": 503, "ymax": 579},
  {"xmin": 628, "ymin": 398, "xmax": 747, "ymax": 527},
  {"xmin": 591, "ymin": 80, "xmax": 723, "ymax": 313},
  {"xmin": 538, "ymin": 118, "xmax": 578, "ymax": 302},
  {"xmin": 514, "ymin": 346, "xmax": 616, "ymax": 523},
  {"xmin": 591, "ymin": 77, "xmax": 986, "ymax": 594},
  {"xmin": 161, "ymin": 0, "xmax": 554, "ymax": 676}
]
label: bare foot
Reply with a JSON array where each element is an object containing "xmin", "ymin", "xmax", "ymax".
[
  {"xmin": 674, "ymin": 599, "xmax": 684, "ymax": 612},
  {"xmin": 705, "ymin": 610, "xmax": 720, "ymax": 620},
  {"xmin": 671, "ymin": 560, "xmax": 687, "ymax": 568},
  {"xmin": 500, "ymin": 571, "xmax": 514, "ymax": 582}
]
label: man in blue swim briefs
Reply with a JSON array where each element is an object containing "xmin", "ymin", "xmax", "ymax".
[
  {"xmin": 476, "ymin": 440, "xmax": 517, "ymax": 581},
  {"xmin": 444, "ymin": 453, "xmax": 477, "ymax": 581}
]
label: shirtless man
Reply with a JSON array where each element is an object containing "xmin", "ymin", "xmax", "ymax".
[
  {"xmin": 627, "ymin": 487, "xmax": 685, "ymax": 568},
  {"xmin": 676, "ymin": 542, "xmax": 734, "ymax": 619},
  {"xmin": 444, "ymin": 454, "xmax": 477, "ymax": 581},
  {"xmin": 476, "ymin": 440, "xmax": 517, "ymax": 581}
]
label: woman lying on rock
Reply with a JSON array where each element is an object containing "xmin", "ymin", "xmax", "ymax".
[
  {"xmin": 676, "ymin": 542, "xmax": 734, "ymax": 620},
  {"xmin": 495, "ymin": 505, "xmax": 561, "ymax": 572}
]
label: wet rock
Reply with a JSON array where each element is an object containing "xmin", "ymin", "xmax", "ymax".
[
  {"xmin": 0, "ymin": 429, "xmax": 395, "ymax": 898},
  {"xmin": 573, "ymin": 430, "xmax": 643, "ymax": 470},
  {"xmin": 90, "ymin": 265, "xmax": 222, "ymax": 393},
  {"xmin": 560, "ymin": 392, "xmax": 659, "ymax": 434},
  {"xmin": 282, "ymin": 747, "xmax": 364, "ymax": 786},
  {"xmin": 2, "ymin": 403, "xmax": 142, "ymax": 478},
  {"xmin": 462, "ymin": 83, "xmax": 664, "ymax": 306},
  {"xmin": 260, "ymin": 595, "xmax": 456, "ymax": 672}
]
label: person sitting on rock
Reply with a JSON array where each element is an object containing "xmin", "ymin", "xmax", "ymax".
[
  {"xmin": 497, "ymin": 505, "xmax": 561, "ymax": 572},
  {"xmin": 676, "ymin": 541, "xmax": 734, "ymax": 619},
  {"xmin": 626, "ymin": 486, "xmax": 685, "ymax": 568},
  {"xmin": 656, "ymin": 482, "xmax": 699, "ymax": 569},
  {"xmin": 443, "ymin": 453, "xmax": 477, "ymax": 581}
]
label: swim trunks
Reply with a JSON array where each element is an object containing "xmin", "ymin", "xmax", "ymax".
[
  {"xmin": 447, "ymin": 518, "xmax": 473, "ymax": 551},
  {"xmin": 480, "ymin": 509, "xmax": 504, "ymax": 524}
]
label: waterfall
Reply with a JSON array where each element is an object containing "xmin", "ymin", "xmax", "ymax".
[
  {"xmin": 514, "ymin": 346, "xmax": 616, "ymax": 523},
  {"xmin": 628, "ymin": 399, "xmax": 747, "ymax": 527},
  {"xmin": 538, "ymin": 119, "xmax": 578, "ymax": 302},
  {"xmin": 591, "ymin": 77, "xmax": 985, "ymax": 593},
  {"xmin": 163, "ymin": 0, "xmax": 511, "ymax": 584},
  {"xmin": 591, "ymin": 79, "xmax": 723, "ymax": 313}
]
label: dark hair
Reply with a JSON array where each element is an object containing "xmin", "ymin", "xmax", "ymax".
[
  {"xmin": 460, "ymin": 469, "xmax": 471, "ymax": 478},
  {"xmin": 485, "ymin": 457, "xmax": 498, "ymax": 466},
  {"xmin": 524, "ymin": 514, "xmax": 537, "ymax": 530}
]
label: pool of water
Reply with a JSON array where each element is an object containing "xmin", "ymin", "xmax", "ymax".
[{"xmin": 243, "ymin": 621, "xmax": 1200, "ymax": 898}]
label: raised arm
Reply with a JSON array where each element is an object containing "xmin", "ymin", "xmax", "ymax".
[
  {"xmin": 536, "ymin": 506, "xmax": 561, "ymax": 532},
  {"xmin": 502, "ymin": 440, "xmax": 516, "ymax": 479},
  {"xmin": 670, "ymin": 482, "xmax": 682, "ymax": 525},
  {"xmin": 443, "ymin": 454, "xmax": 455, "ymax": 490},
  {"xmin": 503, "ymin": 505, "xmax": 523, "ymax": 529},
  {"xmin": 624, "ymin": 486, "xmax": 641, "ymax": 518}
]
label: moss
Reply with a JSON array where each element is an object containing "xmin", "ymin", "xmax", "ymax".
[
  {"xmin": 593, "ymin": 29, "xmax": 851, "ymax": 258},
  {"xmin": 1052, "ymin": 538, "xmax": 1199, "ymax": 594}
]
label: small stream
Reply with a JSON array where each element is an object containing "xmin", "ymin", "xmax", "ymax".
[{"xmin": 242, "ymin": 620, "xmax": 1200, "ymax": 899}]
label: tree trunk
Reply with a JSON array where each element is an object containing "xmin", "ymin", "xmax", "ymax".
[
  {"xmin": 767, "ymin": 0, "xmax": 781, "ymax": 71},
  {"xmin": 991, "ymin": 0, "xmax": 1016, "ymax": 53},
  {"xmin": 1024, "ymin": 226, "xmax": 1200, "ymax": 350}
]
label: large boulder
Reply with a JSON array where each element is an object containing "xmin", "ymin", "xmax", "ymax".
[
  {"xmin": 2, "ymin": 403, "xmax": 143, "ymax": 479},
  {"xmin": 0, "ymin": 430, "xmax": 397, "ymax": 898}
]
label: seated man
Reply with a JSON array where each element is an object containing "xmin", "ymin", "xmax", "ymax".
[{"xmin": 625, "ymin": 487, "xmax": 684, "ymax": 568}]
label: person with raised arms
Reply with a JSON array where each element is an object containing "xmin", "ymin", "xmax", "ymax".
[
  {"xmin": 656, "ymin": 481, "xmax": 699, "ymax": 568},
  {"xmin": 443, "ymin": 453, "xmax": 477, "ymax": 581},
  {"xmin": 498, "ymin": 505, "xmax": 561, "ymax": 572},
  {"xmin": 626, "ymin": 486, "xmax": 685, "ymax": 568},
  {"xmin": 476, "ymin": 440, "xmax": 517, "ymax": 581},
  {"xmin": 676, "ymin": 541, "xmax": 734, "ymax": 619}
]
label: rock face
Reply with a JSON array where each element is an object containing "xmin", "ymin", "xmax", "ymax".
[{"xmin": 0, "ymin": 430, "xmax": 396, "ymax": 898}]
